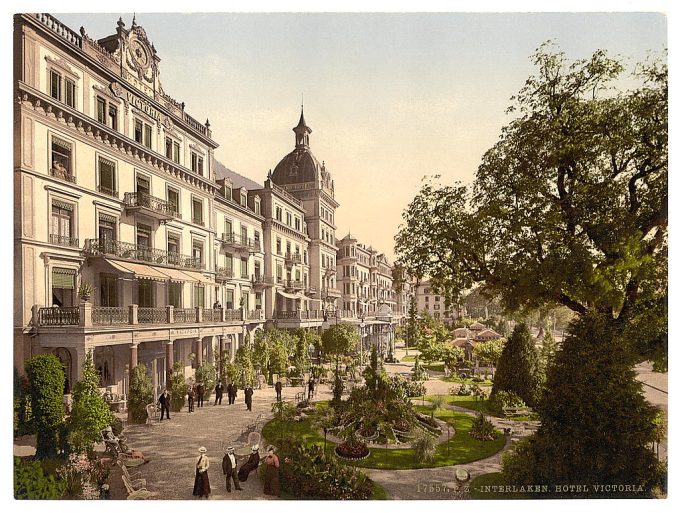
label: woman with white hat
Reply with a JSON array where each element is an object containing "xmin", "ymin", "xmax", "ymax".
[
  {"xmin": 192, "ymin": 446, "xmax": 211, "ymax": 499},
  {"xmin": 237, "ymin": 444, "xmax": 261, "ymax": 482}
]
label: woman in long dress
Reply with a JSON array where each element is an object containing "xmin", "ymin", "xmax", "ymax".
[
  {"xmin": 263, "ymin": 445, "xmax": 280, "ymax": 496},
  {"xmin": 192, "ymin": 447, "xmax": 211, "ymax": 499}
]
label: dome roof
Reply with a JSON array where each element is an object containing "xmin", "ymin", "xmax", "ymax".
[
  {"xmin": 272, "ymin": 147, "xmax": 323, "ymax": 185},
  {"xmin": 270, "ymin": 108, "xmax": 334, "ymax": 192}
]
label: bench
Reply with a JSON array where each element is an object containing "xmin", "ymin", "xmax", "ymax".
[
  {"xmin": 502, "ymin": 406, "xmax": 532, "ymax": 418},
  {"xmin": 120, "ymin": 465, "xmax": 156, "ymax": 499}
]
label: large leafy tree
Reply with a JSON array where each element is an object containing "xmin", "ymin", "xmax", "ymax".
[
  {"xmin": 472, "ymin": 338, "xmax": 505, "ymax": 376},
  {"xmin": 396, "ymin": 44, "xmax": 667, "ymax": 487},
  {"xmin": 254, "ymin": 328, "xmax": 294, "ymax": 382},
  {"xmin": 395, "ymin": 45, "xmax": 667, "ymax": 357},
  {"xmin": 321, "ymin": 323, "xmax": 359, "ymax": 373}
]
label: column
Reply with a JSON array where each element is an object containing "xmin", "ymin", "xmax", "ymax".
[
  {"xmin": 129, "ymin": 343, "xmax": 138, "ymax": 370},
  {"xmin": 218, "ymin": 335, "xmax": 224, "ymax": 377},
  {"xmin": 195, "ymin": 337, "xmax": 203, "ymax": 366},
  {"xmin": 165, "ymin": 340, "xmax": 174, "ymax": 386}
]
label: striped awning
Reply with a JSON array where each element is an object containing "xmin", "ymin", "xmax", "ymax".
[
  {"xmin": 181, "ymin": 270, "xmax": 214, "ymax": 285},
  {"xmin": 101, "ymin": 259, "xmax": 167, "ymax": 282},
  {"xmin": 158, "ymin": 267, "xmax": 195, "ymax": 283},
  {"xmin": 277, "ymin": 290, "xmax": 300, "ymax": 300}
]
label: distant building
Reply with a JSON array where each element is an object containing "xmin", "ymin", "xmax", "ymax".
[{"xmin": 415, "ymin": 280, "xmax": 458, "ymax": 325}]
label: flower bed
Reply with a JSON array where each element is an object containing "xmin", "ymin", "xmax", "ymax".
[
  {"xmin": 334, "ymin": 447, "xmax": 372, "ymax": 461},
  {"xmin": 335, "ymin": 439, "xmax": 370, "ymax": 459}
]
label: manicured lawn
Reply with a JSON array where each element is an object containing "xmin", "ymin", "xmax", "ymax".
[
  {"xmin": 469, "ymin": 472, "xmax": 529, "ymax": 499},
  {"xmin": 400, "ymin": 354, "xmax": 420, "ymax": 362},
  {"xmin": 423, "ymin": 363, "xmax": 445, "ymax": 372},
  {"xmin": 420, "ymin": 394, "xmax": 537, "ymax": 422},
  {"xmin": 262, "ymin": 405, "xmax": 505, "ymax": 471}
]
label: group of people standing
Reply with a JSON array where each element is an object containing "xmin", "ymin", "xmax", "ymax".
[{"xmin": 192, "ymin": 444, "xmax": 280, "ymax": 499}]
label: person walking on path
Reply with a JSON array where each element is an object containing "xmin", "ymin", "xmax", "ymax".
[
  {"xmin": 275, "ymin": 380, "xmax": 282, "ymax": 402},
  {"xmin": 197, "ymin": 382, "xmax": 205, "ymax": 408},
  {"xmin": 229, "ymin": 383, "xmax": 238, "ymax": 405},
  {"xmin": 187, "ymin": 385, "xmax": 195, "ymax": 413},
  {"xmin": 192, "ymin": 447, "xmax": 211, "ymax": 499},
  {"xmin": 308, "ymin": 377, "xmax": 315, "ymax": 400},
  {"xmin": 221, "ymin": 446, "xmax": 242, "ymax": 493},
  {"xmin": 158, "ymin": 389, "xmax": 171, "ymax": 420},
  {"xmin": 263, "ymin": 445, "xmax": 280, "ymax": 496},
  {"xmin": 214, "ymin": 381, "xmax": 224, "ymax": 405},
  {"xmin": 244, "ymin": 386, "xmax": 253, "ymax": 411}
]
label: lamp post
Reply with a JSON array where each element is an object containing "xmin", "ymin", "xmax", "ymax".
[{"xmin": 359, "ymin": 318, "xmax": 365, "ymax": 367}]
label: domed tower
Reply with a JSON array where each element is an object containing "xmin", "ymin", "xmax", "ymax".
[{"xmin": 271, "ymin": 108, "xmax": 340, "ymax": 310}]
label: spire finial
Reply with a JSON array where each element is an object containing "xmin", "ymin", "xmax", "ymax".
[{"xmin": 132, "ymin": 13, "xmax": 137, "ymax": 26}]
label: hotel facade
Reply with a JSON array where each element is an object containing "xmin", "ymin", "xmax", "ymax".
[{"xmin": 13, "ymin": 13, "xmax": 411, "ymax": 397}]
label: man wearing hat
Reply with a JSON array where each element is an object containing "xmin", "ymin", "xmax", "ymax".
[
  {"xmin": 192, "ymin": 447, "xmax": 211, "ymax": 499},
  {"xmin": 237, "ymin": 444, "xmax": 261, "ymax": 482},
  {"xmin": 221, "ymin": 446, "xmax": 242, "ymax": 492}
]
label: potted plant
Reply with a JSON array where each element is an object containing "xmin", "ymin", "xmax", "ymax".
[{"xmin": 78, "ymin": 281, "xmax": 93, "ymax": 302}]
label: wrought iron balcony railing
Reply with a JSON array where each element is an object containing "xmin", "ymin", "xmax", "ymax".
[
  {"xmin": 124, "ymin": 192, "xmax": 181, "ymax": 219},
  {"xmin": 83, "ymin": 239, "xmax": 204, "ymax": 270},
  {"xmin": 50, "ymin": 234, "xmax": 79, "ymax": 248}
]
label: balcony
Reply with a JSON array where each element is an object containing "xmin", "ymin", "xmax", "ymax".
[
  {"xmin": 285, "ymin": 252, "xmax": 302, "ymax": 267},
  {"xmin": 215, "ymin": 267, "xmax": 234, "ymax": 282},
  {"xmin": 322, "ymin": 266, "xmax": 336, "ymax": 276},
  {"xmin": 83, "ymin": 239, "xmax": 204, "ymax": 270},
  {"xmin": 306, "ymin": 285, "xmax": 318, "ymax": 296},
  {"xmin": 323, "ymin": 287, "xmax": 342, "ymax": 298},
  {"xmin": 284, "ymin": 280, "xmax": 304, "ymax": 291},
  {"xmin": 274, "ymin": 310, "xmax": 323, "ymax": 321},
  {"xmin": 124, "ymin": 192, "xmax": 181, "ymax": 222},
  {"xmin": 36, "ymin": 304, "xmax": 246, "ymax": 329},
  {"xmin": 50, "ymin": 234, "xmax": 79, "ymax": 248},
  {"xmin": 38, "ymin": 306, "xmax": 79, "ymax": 326},
  {"xmin": 221, "ymin": 233, "xmax": 260, "ymax": 253},
  {"xmin": 247, "ymin": 309, "xmax": 265, "ymax": 321},
  {"xmin": 252, "ymin": 274, "xmax": 274, "ymax": 289},
  {"xmin": 49, "ymin": 167, "xmax": 76, "ymax": 184}
]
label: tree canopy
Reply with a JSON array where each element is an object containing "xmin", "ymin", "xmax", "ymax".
[
  {"xmin": 395, "ymin": 44, "xmax": 667, "ymax": 359},
  {"xmin": 321, "ymin": 323, "xmax": 359, "ymax": 371}
]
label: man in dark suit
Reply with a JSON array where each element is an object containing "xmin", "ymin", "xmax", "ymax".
[
  {"xmin": 158, "ymin": 389, "xmax": 171, "ymax": 420},
  {"xmin": 196, "ymin": 382, "xmax": 205, "ymax": 408},
  {"xmin": 228, "ymin": 383, "xmax": 237, "ymax": 405},
  {"xmin": 222, "ymin": 446, "xmax": 242, "ymax": 492},
  {"xmin": 274, "ymin": 380, "xmax": 282, "ymax": 402},
  {"xmin": 244, "ymin": 386, "xmax": 253, "ymax": 411},
  {"xmin": 214, "ymin": 381, "xmax": 224, "ymax": 405}
]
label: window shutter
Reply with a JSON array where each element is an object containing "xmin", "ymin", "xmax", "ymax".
[{"xmin": 52, "ymin": 268, "xmax": 75, "ymax": 289}]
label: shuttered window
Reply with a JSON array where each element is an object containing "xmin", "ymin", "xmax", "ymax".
[{"xmin": 52, "ymin": 268, "xmax": 75, "ymax": 289}]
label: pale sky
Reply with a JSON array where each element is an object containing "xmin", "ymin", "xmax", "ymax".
[{"xmin": 54, "ymin": 12, "xmax": 667, "ymax": 261}]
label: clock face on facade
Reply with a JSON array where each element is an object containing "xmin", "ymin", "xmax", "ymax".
[{"xmin": 128, "ymin": 38, "xmax": 150, "ymax": 70}]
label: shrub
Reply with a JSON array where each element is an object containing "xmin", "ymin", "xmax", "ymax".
[
  {"xmin": 169, "ymin": 361, "xmax": 188, "ymax": 411},
  {"xmin": 67, "ymin": 351, "xmax": 113, "ymax": 454},
  {"xmin": 411, "ymin": 431, "xmax": 437, "ymax": 464},
  {"xmin": 25, "ymin": 354, "xmax": 66, "ymax": 459},
  {"xmin": 14, "ymin": 457, "xmax": 66, "ymax": 499},
  {"xmin": 457, "ymin": 383, "xmax": 472, "ymax": 396},
  {"xmin": 278, "ymin": 441, "xmax": 374, "ymax": 499},
  {"xmin": 488, "ymin": 390, "xmax": 525, "ymax": 413},
  {"xmin": 128, "ymin": 364, "xmax": 153, "ymax": 424},
  {"xmin": 110, "ymin": 416, "xmax": 123, "ymax": 437},
  {"xmin": 195, "ymin": 362, "xmax": 217, "ymax": 399},
  {"xmin": 470, "ymin": 412, "xmax": 497, "ymax": 441},
  {"xmin": 14, "ymin": 369, "xmax": 34, "ymax": 437}
]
